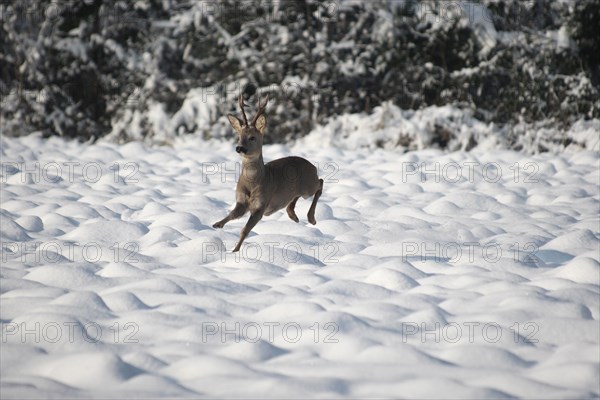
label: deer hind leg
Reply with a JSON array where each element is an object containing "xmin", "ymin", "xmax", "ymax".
[
  {"xmin": 307, "ymin": 179, "xmax": 323, "ymax": 225},
  {"xmin": 286, "ymin": 196, "xmax": 300, "ymax": 223}
]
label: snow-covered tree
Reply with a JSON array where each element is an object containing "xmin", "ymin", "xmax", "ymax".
[{"xmin": 1, "ymin": 0, "xmax": 598, "ymax": 152}]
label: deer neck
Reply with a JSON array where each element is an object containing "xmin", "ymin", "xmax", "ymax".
[{"xmin": 241, "ymin": 153, "xmax": 265, "ymax": 183}]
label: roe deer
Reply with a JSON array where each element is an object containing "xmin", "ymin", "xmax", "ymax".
[{"xmin": 213, "ymin": 95, "xmax": 324, "ymax": 252}]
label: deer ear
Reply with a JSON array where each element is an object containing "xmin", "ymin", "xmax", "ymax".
[
  {"xmin": 255, "ymin": 114, "xmax": 267, "ymax": 134},
  {"xmin": 227, "ymin": 114, "xmax": 243, "ymax": 133}
]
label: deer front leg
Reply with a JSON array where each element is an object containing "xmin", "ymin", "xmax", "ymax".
[
  {"xmin": 213, "ymin": 202, "xmax": 247, "ymax": 229},
  {"xmin": 232, "ymin": 210, "xmax": 264, "ymax": 252}
]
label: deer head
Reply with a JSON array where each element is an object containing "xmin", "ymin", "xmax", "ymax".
[{"xmin": 227, "ymin": 95, "xmax": 268, "ymax": 158}]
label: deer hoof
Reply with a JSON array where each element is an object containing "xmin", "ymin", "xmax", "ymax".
[
  {"xmin": 213, "ymin": 222, "xmax": 224, "ymax": 229},
  {"xmin": 287, "ymin": 212, "xmax": 299, "ymax": 223}
]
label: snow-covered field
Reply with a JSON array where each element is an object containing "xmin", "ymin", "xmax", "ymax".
[{"xmin": 1, "ymin": 134, "xmax": 599, "ymax": 399}]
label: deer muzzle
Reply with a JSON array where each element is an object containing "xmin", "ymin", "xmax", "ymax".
[{"xmin": 236, "ymin": 146, "xmax": 247, "ymax": 154}]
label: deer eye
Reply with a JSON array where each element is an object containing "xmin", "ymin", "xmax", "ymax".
[{"xmin": 249, "ymin": 136, "xmax": 256, "ymax": 141}]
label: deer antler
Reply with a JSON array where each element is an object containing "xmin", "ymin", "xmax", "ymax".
[
  {"xmin": 238, "ymin": 94, "xmax": 248, "ymax": 126},
  {"xmin": 252, "ymin": 95, "xmax": 269, "ymax": 126}
]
